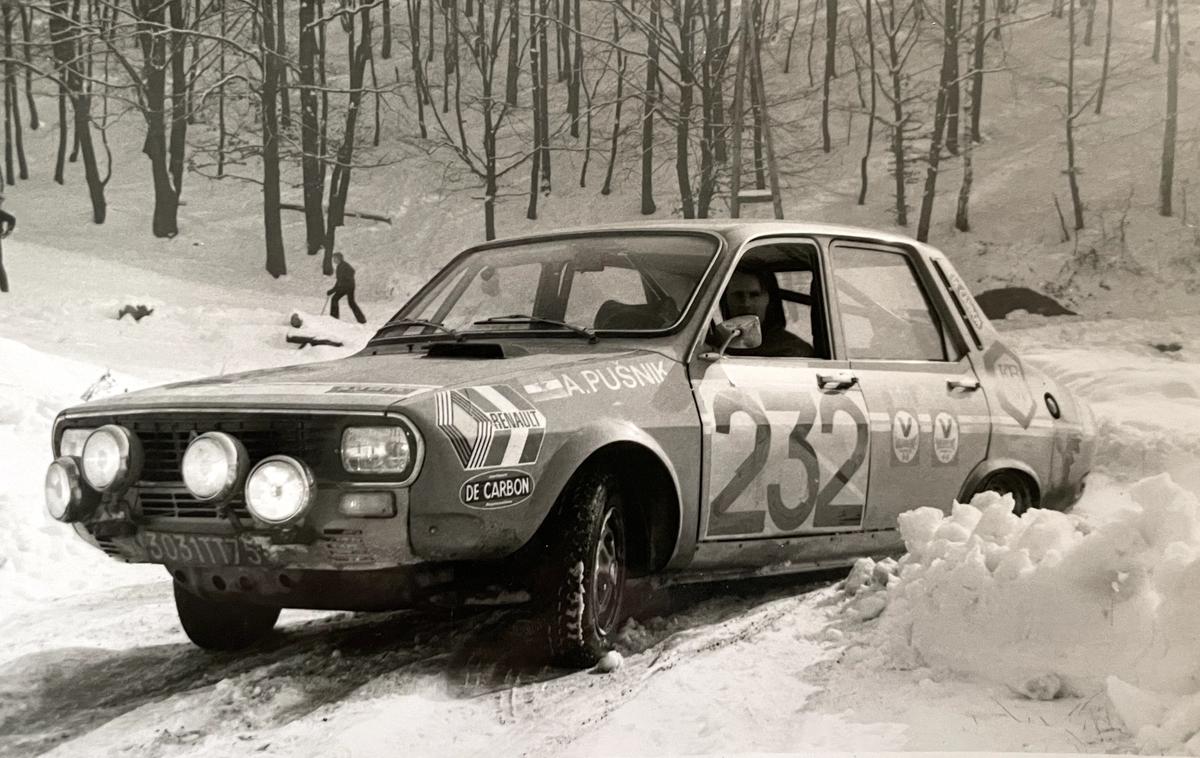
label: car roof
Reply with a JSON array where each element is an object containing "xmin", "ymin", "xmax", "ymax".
[{"xmin": 469, "ymin": 219, "xmax": 937, "ymax": 258}]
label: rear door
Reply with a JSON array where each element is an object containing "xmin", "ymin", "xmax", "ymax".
[{"xmin": 826, "ymin": 241, "xmax": 990, "ymax": 529}]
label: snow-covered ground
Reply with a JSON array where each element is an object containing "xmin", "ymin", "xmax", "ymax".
[{"xmin": 3, "ymin": 235, "xmax": 1200, "ymax": 757}]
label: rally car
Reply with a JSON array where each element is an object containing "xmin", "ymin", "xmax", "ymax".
[{"xmin": 43, "ymin": 222, "xmax": 1095, "ymax": 665}]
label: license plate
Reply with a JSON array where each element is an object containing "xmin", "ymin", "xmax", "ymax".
[{"xmin": 136, "ymin": 531, "xmax": 266, "ymax": 567}]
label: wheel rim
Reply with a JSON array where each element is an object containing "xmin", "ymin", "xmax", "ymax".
[{"xmin": 591, "ymin": 506, "xmax": 625, "ymax": 636}]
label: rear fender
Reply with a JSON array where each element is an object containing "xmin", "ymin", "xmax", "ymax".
[{"xmin": 958, "ymin": 458, "xmax": 1043, "ymax": 508}]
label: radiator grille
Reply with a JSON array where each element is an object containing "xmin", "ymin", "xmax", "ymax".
[{"xmin": 63, "ymin": 413, "xmax": 343, "ymax": 522}]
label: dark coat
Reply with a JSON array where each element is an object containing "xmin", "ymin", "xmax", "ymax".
[{"xmin": 328, "ymin": 260, "xmax": 356, "ymax": 295}]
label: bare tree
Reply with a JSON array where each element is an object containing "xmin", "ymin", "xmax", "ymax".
[
  {"xmin": 1158, "ymin": 0, "xmax": 1178, "ymax": 216},
  {"xmin": 261, "ymin": 0, "xmax": 286, "ymax": 276},
  {"xmin": 820, "ymin": 0, "xmax": 837, "ymax": 152},
  {"xmin": 857, "ymin": 0, "xmax": 876, "ymax": 204},
  {"xmin": 641, "ymin": 0, "xmax": 661, "ymax": 214},
  {"xmin": 874, "ymin": 0, "xmax": 920, "ymax": 226},
  {"xmin": 1064, "ymin": 0, "xmax": 1083, "ymax": 229},
  {"xmin": 916, "ymin": 0, "xmax": 958, "ymax": 241},
  {"xmin": 299, "ymin": 0, "xmax": 327, "ymax": 254},
  {"xmin": 1093, "ymin": 0, "xmax": 1111, "ymax": 113}
]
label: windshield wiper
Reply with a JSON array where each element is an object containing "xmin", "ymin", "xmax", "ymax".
[
  {"xmin": 376, "ymin": 318, "xmax": 462, "ymax": 340},
  {"xmin": 473, "ymin": 314, "xmax": 597, "ymax": 342}
]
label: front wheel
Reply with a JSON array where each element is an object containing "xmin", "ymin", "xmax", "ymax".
[
  {"xmin": 173, "ymin": 581, "xmax": 281, "ymax": 651},
  {"xmin": 541, "ymin": 471, "xmax": 628, "ymax": 667}
]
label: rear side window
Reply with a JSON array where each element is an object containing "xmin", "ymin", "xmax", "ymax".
[{"xmin": 831, "ymin": 246, "xmax": 948, "ymax": 361}]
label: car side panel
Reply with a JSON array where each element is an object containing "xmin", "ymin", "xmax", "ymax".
[{"xmin": 402, "ymin": 353, "xmax": 701, "ymax": 561}]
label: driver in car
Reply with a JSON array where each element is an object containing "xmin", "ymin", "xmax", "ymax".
[{"xmin": 723, "ymin": 269, "xmax": 815, "ymax": 358}]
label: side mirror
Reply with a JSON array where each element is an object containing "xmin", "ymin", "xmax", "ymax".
[{"xmin": 703, "ymin": 315, "xmax": 762, "ymax": 361}]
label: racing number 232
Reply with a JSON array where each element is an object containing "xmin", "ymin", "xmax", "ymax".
[{"xmin": 707, "ymin": 387, "xmax": 868, "ymax": 536}]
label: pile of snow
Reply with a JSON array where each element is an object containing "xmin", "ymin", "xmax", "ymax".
[
  {"xmin": 839, "ymin": 474, "xmax": 1200, "ymax": 754},
  {"xmin": 0, "ymin": 338, "xmax": 162, "ymax": 612}
]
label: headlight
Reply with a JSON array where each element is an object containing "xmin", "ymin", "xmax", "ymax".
[
  {"xmin": 341, "ymin": 425, "xmax": 418, "ymax": 476},
  {"xmin": 45, "ymin": 457, "xmax": 85, "ymax": 521},
  {"xmin": 244, "ymin": 455, "xmax": 315, "ymax": 525},
  {"xmin": 182, "ymin": 432, "xmax": 248, "ymax": 501},
  {"xmin": 60, "ymin": 428, "xmax": 95, "ymax": 457},
  {"xmin": 81, "ymin": 425, "xmax": 142, "ymax": 492}
]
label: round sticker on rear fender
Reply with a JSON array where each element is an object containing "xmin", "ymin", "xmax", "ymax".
[{"xmin": 460, "ymin": 469, "xmax": 535, "ymax": 509}]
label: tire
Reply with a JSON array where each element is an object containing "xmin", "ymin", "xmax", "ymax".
[
  {"xmin": 977, "ymin": 471, "xmax": 1035, "ymax": 516},
  {"xmin": 173, "ymin": 581, "xmax": 281, "ymax": 651},
  {"xmin": 541, "ymin": 470, "xmax": 628, "ymax": 668}
]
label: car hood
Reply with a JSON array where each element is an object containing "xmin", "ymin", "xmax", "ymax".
[{"xmin": 64, "ymin": 345, "xmax": 676, "ymax": 415}]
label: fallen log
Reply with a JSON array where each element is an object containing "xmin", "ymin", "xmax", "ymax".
[
  {"xmin": 279, "ymin": 203, "xmax": 393, "ymax": 225},
  {"xmin": 286, "ymin": 334, "xmax": 345, "ymax": 349}
]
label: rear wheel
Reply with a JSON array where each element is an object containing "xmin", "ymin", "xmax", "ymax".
[
  {"xmin": 173, "ymin": 581, "xmax": 280, "ymax": 651},
  {"xmin": 977, "ymin": 471, "xmax": 1036, "ymax": 515},
  {"xmin": 541, "ymin": 470, "xmax": 628, "ymax": 667}
]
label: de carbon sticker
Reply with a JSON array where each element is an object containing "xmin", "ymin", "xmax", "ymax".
[
  {"xmin": 891, "ymin": 410, "xmax": 919, "ymax": 465},
  {"xmin": 435, "ymin": 385, "xmax": 546, "ymax": 470},
  {"xmin": 933, "ymin": 412, "xmax": 960, "ymax": 464},
  {"xmin": 460, "ymin": 469, "xmax": 534, "ymax": 509}
]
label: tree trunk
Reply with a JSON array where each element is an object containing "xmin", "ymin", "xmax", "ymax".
[
  {"xmin": 505, "ymin": 0, "xmax": 519, "ymax": 105},
  {"xmin": 1094, "ymin": 0, "xmax": 1112, "ymax": 113},
  {"xmin": 217, "ymin": 0, "xmax": 226, "ymax": 176},
  {"xmin": 883, "ymin": 0, "xmax": 908, "ymax": 226},
  {"xmin": 1159, "ymin": 0, "xmax": 1178, "ymax": 216},
  {"xmin": 916, "ymin": 0, "xmax": 956, "ymax": 241},
  {"xmin": 324, "ymin": 5, "xmax": 373, "ymax": 268},
  {"xmin": 276, "ymin": 0, "xmax": 291, "ymax": 129},
  {"xmin": 382, "ymin": 0, "xmax": 393, "ymax": 58},
  {"xmin": 55, "ymin": 85, "xmax": 68, "ymax": 183},
  {"xmin": 944, "ymin": 0, "xmax": 960, "ymax": 155},
  {"xmin": 526, "ymin": 0, "xmax": 542, "ymax": 218},
  {"xmin": 601, "ymin": 7, "xmax": 623, "ymax": 196},
  {"xmin": 640, "ymin": 0, "xmax": 660, "ymax": 214},
  {"xmin": 1153, "ymin": 0, "xmax": 1162, "ymax": 63},
  {"xmin": 538, "ymin": 0, "xmax": 550, "ymax": 190},
  {"xmin": 857, "ymin": 0, "xmax": 876, "ymax": 204},
  {"xmin": 955, "ymin": 98, "xmax": 972, "ymax": 230},
  {"xmin": 820, "ymin": 0, "xmax": 837, "ymax": 152},
  {"xmin": 300, "ymin": 0, "xmax": 326, "ymax": 254},
  {"xmin": 676, "ymin": 0, "xmax": 695, "ymax": 217},
  {"xmin": 261, "ymin": 0, "xmax": 286, "ymax": 276},
  {"xmin": 137, "ymin": 0, "xmax": 180, "ymax": 237},
  {"xmin": 969, "ymin": 0, "xmax": 985, "ymax": 141},
  {"xmin": 1065, "ymin": 0, "xmax": 1084, "ymax": 230},
  {"xmin": 19, "ymin": 7, "xmax": 36, "ymax": 129},
  {"xmin": 168, "ymin": 0, "xmax": 189, "ymax": 204},
  {"xmin": 1083, "ymin": 0, "xmax": 1095, "ymax": 46}
]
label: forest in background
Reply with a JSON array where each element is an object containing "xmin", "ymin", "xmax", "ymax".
[{"xmin": 0, "ymin": 0, "xmax": 1189, "ymax": 282}]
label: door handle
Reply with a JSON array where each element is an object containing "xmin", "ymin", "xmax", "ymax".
[
  {"xmin": 817, "ymin": 371, "xmax": 858, "ymax": 391},
  {"xmin": 947, "ymin": 377, "xmax": 981, "ymax": 392}
]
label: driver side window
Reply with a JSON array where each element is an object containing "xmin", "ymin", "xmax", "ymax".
[{"xmin": 713, "ymin": 242, "xmax": 830, "ymax": 360}]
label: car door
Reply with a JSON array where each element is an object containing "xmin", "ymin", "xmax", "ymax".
[
  {"xmin": 691, "ymin": 239, "xmax": 872, "ymax": 542},
  {"xmin": 826, "ymin": 240, "xmax": 991, "ymax": 529}
]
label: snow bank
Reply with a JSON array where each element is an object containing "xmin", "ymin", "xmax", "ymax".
[
  {"xmin": 0, "ymin": 338, "xmax": 161, "ymax": 613},
  {"xmin": 840, "ymin": 474, "xmax": 1200, "ymax": 754}
]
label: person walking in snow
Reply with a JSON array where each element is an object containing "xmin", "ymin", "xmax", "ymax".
[
  {"xmin": 327, "ymin": 252, "xmax": 366, "ymax": 324},
  {"xmin": 0, "ymin": 194, "xmax": 15, "ymax": 293}
]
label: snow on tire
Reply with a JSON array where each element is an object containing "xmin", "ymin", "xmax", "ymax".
[{"xmin": 541, "ymin": 470, "xmax": 627, "ymax": 668}]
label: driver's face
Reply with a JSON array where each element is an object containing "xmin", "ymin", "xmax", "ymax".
[{"xmin": 725, "ymin": 271, "xmax": 768, "ymax": 323}]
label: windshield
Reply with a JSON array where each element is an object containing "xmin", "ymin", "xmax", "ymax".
[{"xmin": 374, "ymin": 233, "xmax": 720, "ymax": 341}]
